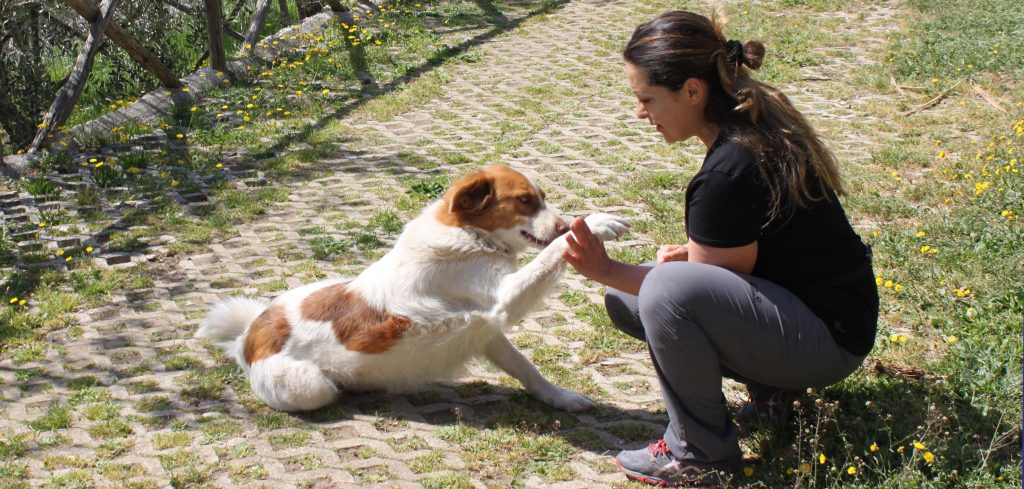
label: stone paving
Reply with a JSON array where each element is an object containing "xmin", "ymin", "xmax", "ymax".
[{"xmin": 1, "ymin": 0, "xmax": 907, "ymax": 487}]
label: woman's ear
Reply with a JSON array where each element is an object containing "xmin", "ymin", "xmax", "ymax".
[{"xmin": 683, "ymin": 78, "xmax": 706, "ymax": 104}]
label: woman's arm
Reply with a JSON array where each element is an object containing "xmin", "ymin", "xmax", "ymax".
[{"xmin": 687, "ymin": 239, "xmax": 757, "ymax": 274}]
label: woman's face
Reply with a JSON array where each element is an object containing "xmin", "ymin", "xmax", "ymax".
[{"xmin": 625, "ymin": 62, "xmax": 708, "ymax": 144}]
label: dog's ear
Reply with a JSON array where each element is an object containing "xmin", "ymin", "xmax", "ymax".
[{"xmin": 449, "ymin": 174, "xmax": 494, "ymax": 215}]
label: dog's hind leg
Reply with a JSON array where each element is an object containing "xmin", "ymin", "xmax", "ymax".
[
  {"xmin": 248, "ymin": 355, "xmax": 338, "ymax": 412},
  {"xmin": 484, "ymin": 334, "xmax": 595, "ymax": 412}
]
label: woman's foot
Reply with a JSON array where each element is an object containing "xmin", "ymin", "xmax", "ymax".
[
  {"xmin": 735, "ymin": 385, "xmax": 798, "ymax": 430},
  {"xmin": 614, "ymin": 439, "xmax": 740, "ymax": 487}
]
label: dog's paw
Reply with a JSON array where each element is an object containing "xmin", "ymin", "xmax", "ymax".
[
  {"xmin": 541, "ymin": 387, "xmax": 596, "ymax": 412},
  {"xmin": 584, "ymin": 213, "xmax": 630, "ymax": 242}
]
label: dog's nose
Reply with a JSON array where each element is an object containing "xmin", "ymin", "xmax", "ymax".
[{"xmin": 554, "ymin": 219, "xmax": 570, "ymax": 237}]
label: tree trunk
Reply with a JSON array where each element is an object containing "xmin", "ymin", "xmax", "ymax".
[
  {"xmin": 29, "ymin": 0, "xmax": 120, "ymax": 153},
  {"xmin": 62, "ymin": 0, "xmax": 182, "ymax": 88},
  {"xmin": 240, "ymin": 0, "xmax": 273, "ymax": 56},
  {"xmin": 203, "ymin": 0, "xmax": 227, "ymax": 71}
]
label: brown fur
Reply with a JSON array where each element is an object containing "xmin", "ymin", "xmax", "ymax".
[
  {"xmin": 243, "ymin": 305, "xmax": 291, "ymax": 365},
  {"xmin": 436, "ymin": 165, "xmax": 545, "ymax": 230},
  {"xmin": 301, "ymin": 283, "xmax": 411, "ymax": 354}
]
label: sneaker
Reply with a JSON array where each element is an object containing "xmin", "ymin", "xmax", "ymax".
[
  {"xmin": 615, "ymin": 439, "xmax": 740, "ymax": 487},
  {"xmin": 735, "ymin": 385, "xmax": 797, "ymax": 430}
]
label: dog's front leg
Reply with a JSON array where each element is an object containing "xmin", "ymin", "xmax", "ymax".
[
  {"xmin": 491, "ymin": 240, "xmax": 569, "ymax": 324},
  {"xmin": 484, "ymin": 334, "xmax": 595, "ymax": 412}
]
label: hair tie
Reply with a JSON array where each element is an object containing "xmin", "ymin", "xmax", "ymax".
[{"xmin": 725, "ymin": 39, "xmax": 745, "ymax": 69}]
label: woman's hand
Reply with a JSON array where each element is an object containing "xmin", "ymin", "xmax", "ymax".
[
  {"xmin": 563, "ymin": 217, "xmax": 613, "ymax": 283},
  {"xmin": 656, "ymin": 243, "xmax": 689, "ymax": 264}
]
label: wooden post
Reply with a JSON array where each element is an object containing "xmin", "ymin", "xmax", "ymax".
[
  {"xmin": 324, "ymin": 0, "xmax": 346, "ymax": 12},
  {"xmin": 297, "ymin": 0, "xmax": 318, "ymax": 18},
  {"xmin": 29, "ymin": 0, "xmax": 119, "ymax": 153},
  {"xmin": 240, "ymin": 0, "xmax": 273, "ymax": 55},
  {"xmin": 278, "ymin": 0, "xmax": 290, "ymax": 24},
  {"xmin": 62, "ymin": 0, "xmax": 181, "ymax": 88},
  {"xmin": 203, "ymin": 0, "xmax": 227, "ymax": 72}
]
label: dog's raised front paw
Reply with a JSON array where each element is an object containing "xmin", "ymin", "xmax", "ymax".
[
  {"xmin": 584, "ymin": 213, "xmax": 630, "ymax": 242},
  {"xmin": 539, "ymin": 387, "xmax": 596, "ymax": 412}
]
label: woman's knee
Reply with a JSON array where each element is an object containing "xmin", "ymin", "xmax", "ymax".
[
  {"xmin": 637, "ymin": 262, "xmax": 722, "ymax": 337},
  {"xmin": 604, "ymin": 287, "xmax": 645, "ymax": 341}
]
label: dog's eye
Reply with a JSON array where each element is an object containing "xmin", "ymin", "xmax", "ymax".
[{"xmin": 518, "ymin": 195, "xmax": 532, "ymax": 204}]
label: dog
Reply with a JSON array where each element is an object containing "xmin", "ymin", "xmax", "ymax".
[{"xmin": 195, "ymin": 165, "xmax": 629, "ymax": 412}]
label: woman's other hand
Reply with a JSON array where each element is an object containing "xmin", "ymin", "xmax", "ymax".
[{"xmin": 656, "ymin": 243, "xmax": 689, "ymax": 264}]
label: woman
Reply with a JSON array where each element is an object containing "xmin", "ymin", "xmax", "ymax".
[{"xmin": 562, "ymin": 10, "xmax": 879, "ymax": 487}]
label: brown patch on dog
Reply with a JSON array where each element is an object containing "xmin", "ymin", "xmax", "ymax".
[
  {"xmin": 436, "ymin": 165, "xmax": 543, "ymax": 230},
  {"xmin": 243, "ymin": 305, "xmax": 291, "ymax": 365},
  {"xmin": 301, "ymin": 283, "xmax": 410, "ymax": 354}
]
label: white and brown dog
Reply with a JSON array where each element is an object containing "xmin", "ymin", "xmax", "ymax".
[{"xmin": 196, "ymin": 165, "xmax": 629, "ymax": 412}]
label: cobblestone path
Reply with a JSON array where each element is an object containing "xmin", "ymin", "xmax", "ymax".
[{"xmin": 2, "ymin": 0, "xmax": 906, "ymax": 487}]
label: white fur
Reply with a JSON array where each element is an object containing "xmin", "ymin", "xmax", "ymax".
[{"xmin": 196, "ymin": 172, "xmax": 629, "ymax": 412}]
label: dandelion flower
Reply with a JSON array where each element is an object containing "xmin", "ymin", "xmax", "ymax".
[
  {"xmin": 923, "ymin": 452, "xmax": 935, "ymax": 463},
  {"xmin": 176, "ymin": 134, "xmax": 184, "ymax": 139},
  {"xmin": 9, "ymin": 297, "xmax": 17, "ymax": 304},
  {"xmin": 819, "ymin": 454, "xmax": 827, "ymax": 464},
  {"xmin": 947, "ymin": 336, "xmax": 957, "ymax": 344},
  {"xmin": 799, "ymin": 462, "xmax": 811, "ymax": 474},
  {"xmin": 743, "ymin": 467, "xmax": 753, "ymax": 476},
  {"xmin": 870, "ymin": 442, "xmax": 879, "ymax": 453},
  {"xmin": 913, "ymin": 442, "xmax": 926, "ymax": 450},
  {"xmin": 847, "ymin": 466, "xmax": 857, "ymax": 475},
  {"xmin": 86, "ymin": 247, "xmax": 93, "ymax": 253}
]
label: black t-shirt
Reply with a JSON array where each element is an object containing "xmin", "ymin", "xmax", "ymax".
[{"xmin": 685, "ymin": 139, "xmax": 879, "ymax": 355}]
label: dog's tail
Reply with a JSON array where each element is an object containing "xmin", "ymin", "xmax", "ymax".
[{"xmin": 195, "ymin": 297, "xmax": 268, "ymax": 352}]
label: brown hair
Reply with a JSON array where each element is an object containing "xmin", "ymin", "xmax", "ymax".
[{"xmin": 623, "ymin": 10, "xmax": 845, "ymax": 222}]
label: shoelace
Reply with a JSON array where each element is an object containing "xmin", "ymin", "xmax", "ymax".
[{"xmin": 647, "ymin": 438, "xmax": 671, "ymax": 456}]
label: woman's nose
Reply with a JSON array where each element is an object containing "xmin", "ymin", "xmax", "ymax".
[{"xmin": 635, "ymin": 103, "xmax": 648, "ymax": 119}]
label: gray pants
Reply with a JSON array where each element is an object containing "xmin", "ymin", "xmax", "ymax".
[{"xmin": 605, "ymin": 261, "xmax": 865, "ymax": 463}]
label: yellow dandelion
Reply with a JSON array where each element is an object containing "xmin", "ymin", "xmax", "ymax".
[
  {"xmin": 65, "ymin": 257, "xmax": 72, "ymax": 262},
  {"xmin": 38, "ymin": 222, "xmax": 46, "ymax": 228},
  {"xmin": 847, "ymin": 466, "xmax": 857, "ymax": 475},
  {"xmin": 923, "ymin": 452, "xmax": 935, "ymax": 463},
  {"xmin": 916, "ymin": 230, "xmax": 926, "ymax": 237},
  {"xmin": 86, "ymin": 246, "xmax": 94, "ymax": 253},
  {"xmin": 322, "ymin": 89, "xmax": 330, "ymax": 95},
  {"xmin": 56, "ymin": 250, "xmax": 64, "ymax": 256},
  {"xmin": 743, "ymin": 467, "xmax": 753, "ymax": 477},
  {"xmin": 18, "ymin": 299, "xmax": 25, "ymax": 305},
  {"xmin": 216, "ymin": 163, "xmax": 223, "ymax": 169},
  {"xmin": 947, "ymin": 336, "xmax": 957, "ymax": 344},
  {"xmin": 176, "ymin": 134, "xmax": 184, "ymax": 139},
  {"xmin": 9, "ymin": 297, "xmax": 17, "ymax": 304},
  {"xmin": 819, "ymin": 454, "xmax": 827, "ymax": 465},
  {"xmin": 913, "ymin": 442, "xmax": 926, "ymax": 450},
  {"xmin": 870, "ymin": 442, "xmax": 879, "ymax": 453}
]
